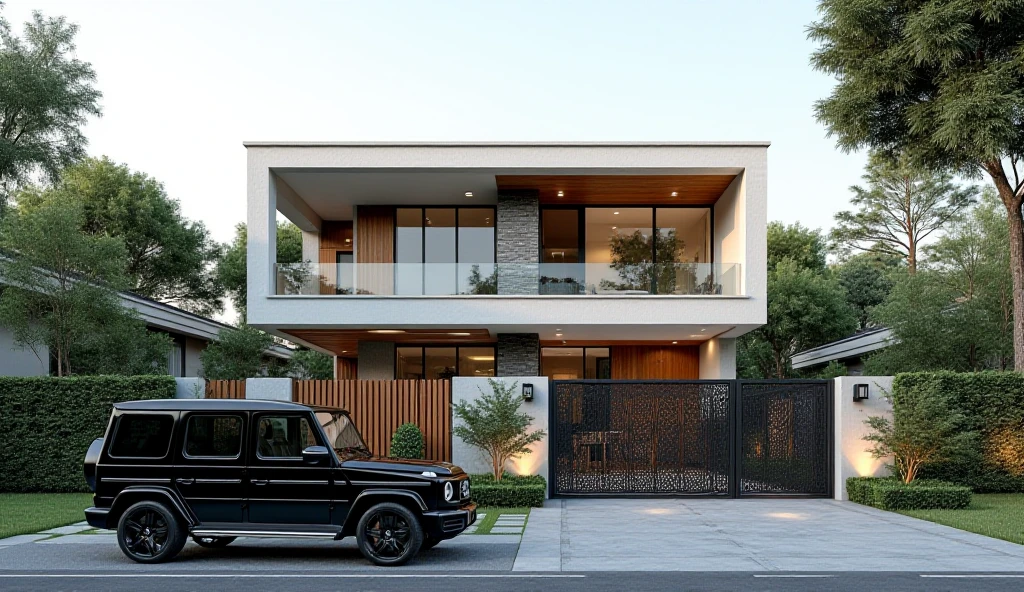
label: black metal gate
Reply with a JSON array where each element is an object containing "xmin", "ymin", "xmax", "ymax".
[{"xmin": 549, "ymin": 380, "xmax": 832, "ymax": 498}]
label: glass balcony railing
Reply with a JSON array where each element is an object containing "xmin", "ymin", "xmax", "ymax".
[{"xmin": 274, "ymin": 262, "xmax": 741, "ymax": 296}]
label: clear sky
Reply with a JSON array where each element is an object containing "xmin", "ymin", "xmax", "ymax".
[{"xmin": 6, "ymin": 0, "xmax": 867, "ymax": 244}]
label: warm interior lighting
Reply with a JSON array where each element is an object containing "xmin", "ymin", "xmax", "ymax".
[
  {"xmin": 467, "ymin": 355, "xmax": 494, "ymax": 361},
  {"xmin": 368, "ymin": 329, "xmax": 406, "ymax": 334},
  {"xmin": 344, "ymin": 238, "xmax": 351, "ymax": 243},
  {"xmin": 465, "ymin": 191, "xmax": 473, "ymax": 197},
  {"xmin": 700, "ymin": 328, "xmax": 706, "ymax": 332},
  {"xmin": 447, "ymin": 332, "xmax": 472, "ymax": 336},
  {"xmin": 613, "ymin": 211, "xmax": 620, "ymax": 215},
  {"xmin": 671, "ymin": 341, "xmax": 678, "ymax": 344},
  {"xmin": 671, "ymin": 191, "xmax": 679, "ymax": 197},
  {"xmin": 555, "ymin": 333, "xmax": 563, "ymax": 337},
  {"xmin": 557, "ymin": 190, "xmax": 564, "ymax": 197}
]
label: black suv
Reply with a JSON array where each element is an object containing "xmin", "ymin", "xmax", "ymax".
[{"xmin": 83, "ymin": 399, "xmax": 475, "ymax": 566}]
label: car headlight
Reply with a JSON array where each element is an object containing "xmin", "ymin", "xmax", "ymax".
[
  {"xmin": 461, "ymin": 480, "xmax": 470, "ymax": 499},
  {"xmin": 444, "ymin": 481, "xmax": 454, "ymax": 502}
]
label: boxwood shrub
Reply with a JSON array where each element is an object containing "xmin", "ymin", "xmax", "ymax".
[
  {"xmin": 846, "ymin": 477, "xmax": 972, "ymax": 510},
  {"xmin": 470, "ymin": 473, "xmax": 546, "ymax": 507},
  {"xmin": 0, "ymin": 376, "xmax": 176, "ymax": 493}
]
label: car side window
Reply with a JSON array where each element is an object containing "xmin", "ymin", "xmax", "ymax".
[
  {"xmin": 184, "ymin": 415, "xmax": 242, "ymax": 458},
  {"xmin": 109, "ymin": 414, "xmax": 174, "ymax": 458},
  {"xmin": 256, "ymin": 416, "xmax": 317, "ymax": 459}
]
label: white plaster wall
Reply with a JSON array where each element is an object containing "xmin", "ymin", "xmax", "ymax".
[
  {"xmin": 301, "ymin": 230, "xmax": 319, "ymax": 266},
  {"xmin": 452, "ymin": 377, "xmax": 549, "ymax": 495},
  {"xmin": 184, "ymin": 337, "xmax": 206, "ymax": 378},
  {"xmin": 174, "ymin": 377, "xmax": 206, "ymax": 399},
  {"xmin": 698, "ymin": 337, "xmax": 736, "ymax": 379},
  {"xmin": 0, "ymin": 325, "xmax": 48, "ymax": 376},
  {"xmin": 245, "ymin": 377, "xmax": 293, "ymax": 401},
  {"xmin": 834, "ymin": 376, "xmax": 893, "ymax": 500}
]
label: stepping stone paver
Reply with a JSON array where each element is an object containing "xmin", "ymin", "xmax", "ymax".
[
  {"xmin": 490, "ymin": 527, "xmax": 524, "ymax": 534},
  {"xmin": 40, "ymin": 525, "xmax": 92, "ymax": 535},
  {"xmin": 0, "ymin": 534, "xmax": 49, "ymax": 547}
]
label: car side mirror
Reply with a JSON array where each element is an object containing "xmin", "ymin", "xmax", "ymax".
[{"xmin": 301, "ymin": 445, "xmax": 330, "ymax": 466}]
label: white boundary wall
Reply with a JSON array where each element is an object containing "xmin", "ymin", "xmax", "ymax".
[
  {"xmin": 452, "ymin": 377, "xmax": 549, "ymax": 495},
  {"xmin": 834, "ymin": 376, "xmax": 894, "ymax": 500}
]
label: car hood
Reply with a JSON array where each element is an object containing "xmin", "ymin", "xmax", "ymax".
[{"xmin": 339, "ymin": 456, "xmax": 466, "ymax": 477}]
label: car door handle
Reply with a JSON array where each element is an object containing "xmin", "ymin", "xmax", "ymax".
[
  {"xmin": 175, "ymin": 478, "xmax": 195, "ymax": 485},
  {"xmin": 252, "ymin": 479, "xmax": 269, "ymax": 486}
]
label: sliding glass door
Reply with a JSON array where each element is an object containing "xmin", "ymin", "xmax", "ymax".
[{"xmin": 394, "ymin": 207, "xmax": 495, "ymax": 295}]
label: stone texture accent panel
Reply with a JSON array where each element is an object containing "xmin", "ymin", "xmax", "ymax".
[
  {"xmin": 357, "ymin": 341, "xmax": 395, "ymax": 379},
  {"xmin": 497, "ymin": 333, "xmax": 540, "ymax": 376},
  {"xmin": 497, "ymin": 191, "xmax": 539, "ymax": 295}
]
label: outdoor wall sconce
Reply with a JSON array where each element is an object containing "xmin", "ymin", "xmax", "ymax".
[
  {"xmin": 853, "ymin": 383, "xmax": 870, "ymax": 402},
  {"xmin": 522, "ymin": 383, "xmax": 534, "ymax": 402}
]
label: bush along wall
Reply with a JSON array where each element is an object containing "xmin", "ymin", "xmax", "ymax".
[
  {"xmin": 847, "ymin": 477, "xmax": 972, "ymax": 510},
  {"xmin": 0, "ymin": 376, "xmax": 176, "ymax": 493},
  {"xmin": 470, "ymin": 473, "xmax": 546, "ymax": 507},
  {"xmin": 892, "ymin": 372, "xmax": 1024, "ymax": 493}
]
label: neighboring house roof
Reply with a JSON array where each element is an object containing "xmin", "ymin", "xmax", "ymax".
[{"xmin": 791, "ymin": 327, "xmax": 894, "ymax": 370}]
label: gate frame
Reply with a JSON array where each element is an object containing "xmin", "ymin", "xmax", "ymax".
[{"xmin": 547, "ymin": 378, "xmax": 834, "ymax": 499}]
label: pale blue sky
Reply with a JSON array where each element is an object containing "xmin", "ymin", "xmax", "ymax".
[{"xmin": 7, "ymin": 0, "xmax": 866, "ymax": 244}]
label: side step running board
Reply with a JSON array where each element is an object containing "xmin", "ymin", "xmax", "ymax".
[{"xmin": 191, "ymin": 528, "xmax": 340, "ymax": 539}]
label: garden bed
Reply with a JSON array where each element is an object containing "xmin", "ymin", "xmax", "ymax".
[
  {"xmin": 848, "ymin": 477, "xmax": 972, "ymax": 510},
  {"xmin": 470, "ymin": 473, "xmax": 546, "ymax": 508},
  {"xmin": 0, "ymin": 493, "xmax": 93, "ymax": 539}
]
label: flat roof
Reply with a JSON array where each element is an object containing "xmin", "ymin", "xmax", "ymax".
[
  {"xmin": 115, "ymin": 399, "xmax": 311, "ymax": 412},
  {"xmin": 243, "ymin": 140, "xmax": 772, "ymax": 148}
]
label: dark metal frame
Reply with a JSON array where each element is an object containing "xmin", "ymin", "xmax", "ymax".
[
  {"xmin": 548, "ymin": 379, "xmax": 834, "ymax": 499},
  {"xmin": 393, "ymin": 344, "xmax": 497, "ymax": 380},
  {"xmin": 392, "ymin": 206, "xmax": 497, "ymax": 296}
]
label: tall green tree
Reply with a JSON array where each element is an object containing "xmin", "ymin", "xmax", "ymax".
[
  {"xmin": 16, "ymin": 157, "xmax": 224, "ymax": 316},
  {"xmin": 0, "ymin": 197, "xmax": 144, "ymax": 376},
  {"xmin": 809, "ymin": 1, "xmax": 1024, "ymax": 369},
  {"xmin": 831, "ymin": 151, "xmax": 976, "ymax": 273},
  {"xmin": 833, "ymin": 253, "xmax": 899, "ymax": 330},
  {"xmin": 0, "ymin": 7, "xmax": 102, "ymax": 209},
  {"xmin": 767, "ymin": 221, "xmax": 827, "ymax": 272},
  {"xmin": 199, "ymin": 325, "xmax": 276, "ymax": 380},
  {"xmin": 217, "ymin": 221, "xmax": 303, "ymax": 322}
]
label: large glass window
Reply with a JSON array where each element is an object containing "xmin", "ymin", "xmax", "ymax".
[
  {"xmin": 458, "ymin": 209, "xmax": 496, "ymax": 294},
  {"xmin": 424, "ymin": 208, "xmax": 456, "ymax": 295},
  {"xmin": 541, "ymin": 209, "xmax": 583, "ymax": 294},
  {"xmin": 542, "ymin": 347, "xmax": 612, "ymax": 379},
  {"xmin": 109, "ymin": 414, "xmax": 174, "ymax": 458},
  {"xmin": 184, "ymin": 415, "xmax": 243, "ymax": 458},
  {"xmin": 586, "ymin": 208, "xmax": 654, "ymax": 293},
  {"xmin": 394, "ymin": 207, "xmax": 495, "ymax": 295},
  {"xmin": 396, "ymin": 346, "xmax": 496, "ymax": 379},
  {"xmin": 395, "ymin": 208, "xmax": 424, "ymax": 295}
]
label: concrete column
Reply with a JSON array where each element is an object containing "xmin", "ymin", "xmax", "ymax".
[
  {"xmin": 301, "ymin": 230, "xmax": 319, "ymax": 265},
  {"xmin": 496, "ymin": 190, "xmax": 539, "ymax": 295},
  {"xmin": 698, "ymin": 337, "xmax": 737, "ymax": 379},
  {"xmin": 357, "ymin": 341, "xmax": 395, "ymax": 379},
  {"xmin": 246, "ymin": 163, "xmax": 277, "ymax": 310},
  {"xmin": 834, "ymin": 376, "xmax": 893, "ymax": 500},
  {"xmin": 497, "ymin": 334, "xmax": 539, "ymax": 376}
]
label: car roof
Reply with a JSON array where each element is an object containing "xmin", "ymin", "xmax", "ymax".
[{"xmin": 114, "ymin": 399, "xmax": 314, "ymax": 412}]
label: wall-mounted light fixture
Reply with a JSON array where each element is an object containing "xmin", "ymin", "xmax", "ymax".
[
  {"xmin": 853, "ymin": 383, "xmax": 870, "ymax": 402},
  {"xmin": 522, "ymin": 383, "xmax": 534, "ymax": 402}
]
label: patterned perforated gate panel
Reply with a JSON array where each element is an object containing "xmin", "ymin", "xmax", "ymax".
[
  {"xmin": 550, "ymin": 380, "xmax": 832, "ymax": 497},
  {"xmin": 551, "ymin": 381, "xmax": 732, "ymax": 495}
]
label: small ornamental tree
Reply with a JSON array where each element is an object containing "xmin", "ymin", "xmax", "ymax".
[
  {"xmin": 453, "ymin": 379, "xmax": 545, "ymax": 481},
  {"xmin": 863, "ymin": 386, "xmax": 975, "ymax": 484},
  {"xmin": 390, "ymin": 423, "xmax": 425, "ymax": 460},
  {"xmin": 199, "ymin": 325, "xmax": 274, "ymax": 379}
]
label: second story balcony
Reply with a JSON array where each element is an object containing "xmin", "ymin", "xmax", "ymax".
[{"xmin": 274, "ymin": 261, "xmax": 742, "ymax": 297}]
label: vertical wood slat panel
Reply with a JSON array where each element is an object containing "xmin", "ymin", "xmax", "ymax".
[
  {"xmin": 610, "ymin": 346, "xmax": 700, "ymax": 379},
  {"xmin": 205, "ymin": 380, "xmax": 246, "ymax": 399},
  {"xmin": 292, "ymin": 379, "xmax": 452, "ymax": 461},
  {"xmin": 354, "ymin": 206, "xmax": 395, "ymax": 295}
]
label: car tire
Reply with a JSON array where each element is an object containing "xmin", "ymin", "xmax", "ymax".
[
  {"xmin": 355, "ymin": 502, "xmax": 423, "ymax": 566},
  {"xmin": 192, "ymin": 536, "xmax": 236, "ymax": 548},
  {"xmin": 116, "ymin": 501, "xmax": 187, "ymax": 564}
]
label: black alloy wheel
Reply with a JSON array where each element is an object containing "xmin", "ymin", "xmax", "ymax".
[
  {"xmin": 355, "ymin": 502, "xmax": 423, "ymax": 566},
  {"xmin": 116, "ymin": 501, "xmax": 186, "ymax": 563},
  {"xmin": 192, "ymin": 536, "xmax": 236, "ymax": 548}
]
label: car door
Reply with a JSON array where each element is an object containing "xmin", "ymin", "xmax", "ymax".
[
  {"xmin": 174, "ymin": 412, "xmax": 246, "ymax": 524},
  {"xmin": 247, "ymin": 412, "xmax": 333, "ymax": 525}
]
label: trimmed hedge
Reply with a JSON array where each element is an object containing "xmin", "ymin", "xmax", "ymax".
[
  {"xmin": 892, "ymin": 372, "xmax": 1024, "ymax": 493},
  {"xmin": 389, "ymin": 422, "xmax": 424, "ymax": 459},
  {"xmin": 0, "ymin": 376, "xmax": 176, "ymax": 493},
  {"xmin": 470, "ymin": 473, "xmax": 546, "ymax": 507},
  {"xmin": 847, "ymin": 477, "xmax": 972, "ymax": 510}
]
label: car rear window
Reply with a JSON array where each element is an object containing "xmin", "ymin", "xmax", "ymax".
[
  {"xmin": 109, "ymin": 414, "xmax": 173, "ymax": 458},
  {"xmin": 184, "ymin": 415, "xmax": 242, "ymax": 458}
]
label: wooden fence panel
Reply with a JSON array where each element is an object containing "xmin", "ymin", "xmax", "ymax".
[
  {"xmin": 292, "ymin": 380, "xmax": 451, "ymax": 461},
  {"xmin": 205, "ymin": 380, "xmax": 246, "ymax": 399}
]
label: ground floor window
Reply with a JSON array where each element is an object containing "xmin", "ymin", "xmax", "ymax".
[
  {"xmin": 395, "ymin": 345, "xmax": 495, "ymax": 379},
  {"xmin": 541, "ymin": 347, "xmax": 610, "ymax": 380}
]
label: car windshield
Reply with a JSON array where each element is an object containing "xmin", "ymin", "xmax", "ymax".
[{"xmin": 315, "ymin": 411, "xmax": 371, "ymax": 457}]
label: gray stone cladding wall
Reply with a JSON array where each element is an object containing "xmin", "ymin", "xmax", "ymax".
[
  {"xmin": 497, "ymin": 333, "xmax": 540, "ymax": 376},
  {"xmin": 496, "ymin": 190, "xmax": 539, "ymax": 295},
  {"xmin": 357, "ymin": 341, "xmax": 395, "ymax": 379}
]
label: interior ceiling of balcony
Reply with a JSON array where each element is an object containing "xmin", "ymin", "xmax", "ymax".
[
  {"xmin": 274, "ymin": 171, "xmax": 739, "ymax": 221},
  {"xmin": 278, "ymin": 325, "xmax": 734, "ymax": 357}
]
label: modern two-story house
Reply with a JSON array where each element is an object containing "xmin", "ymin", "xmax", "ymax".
[{"xmin": 245, "ymin": 142, "xmax": 767, "ymax": 382}]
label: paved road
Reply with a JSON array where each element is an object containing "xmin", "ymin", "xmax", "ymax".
[{"xmin": 2, "ymin": 572, "xmax": 1024, "ymax": 592}]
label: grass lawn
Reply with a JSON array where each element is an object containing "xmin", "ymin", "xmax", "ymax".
[
  {"xmin": 897, "ymin": 493, "xmax": 1024, "ymax": 546},
  {"xmin": 0, "ymin": 493, "xmax": 93, "ymax": 539},
  {"xmin": 471, "ymin": 507, "xmax": 531, "ymax": 535}
]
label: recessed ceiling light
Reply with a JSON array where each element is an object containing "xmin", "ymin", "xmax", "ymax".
[
  {"xmin": 344, "ymin": 238, "xmax": 351, "ymax": 243},
  {"xmin": 368, "ymin": 329, "xmax": 406, "ymax": 334},
  {"xmin": 701, "ymin": 328, "xmax": 706, "ymax": 332},
  {"xmin": 447, "ymin": 332, "xmax": 472, "ymax": 336},
  {"xmin": 671, "ymin": 341, "xmax": 678, "ymax": 344},
  {"xmin": 611, "ymin": 226, "xmax": 617, "ymax": 230},
  {"xmin": 561, "ymin": 340, "xmax": 567, "ymax": 344},
  {"xmin": 468, "ymin": 355, "xmax": 494, "ymax": 361},
  {"xmin": 465, "ymin": 191, "xmax": 473, "ymax": 197},
  {"xmin": 555, "ymin": 333, "xmax": 563, "ymax": 337},
  {"xmin": 557, "ymin": 190, "xmax": 564, "ymax": 197},
  {"xmin": 613, "ymin": 211, "xmax": 620, "ymax": 215},
  {"xmin": 671, "ymin": 191, "xmax": 678, "ymax": 197}
]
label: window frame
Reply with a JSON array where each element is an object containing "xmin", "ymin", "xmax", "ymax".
[
  {"xmin": 541, "ymin": 346, "xmax": 613, "ymax": 380},
  {"xmin": 394, "ymin": 344, "xmax": 497, "ymax": 379},
  {"xmin": 392, "ymin": 206, "xmax": 497, "ymax": 295},
  {"xmin": 107, "ymin": 412, "xmax": 176, "ymax": 460},
  {"xmin": 181, "ymin": 413, "xmax": 245, "ymax": 461},
  {"xmin": 252, "ymin": 413, "xmax": 324, "ymax": 463}
]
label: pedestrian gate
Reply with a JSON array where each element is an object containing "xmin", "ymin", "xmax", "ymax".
[{"xmin": 549, "ymin": 380, "xmax": 832, "ymax": 497}]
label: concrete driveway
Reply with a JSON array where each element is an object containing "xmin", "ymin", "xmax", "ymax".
[{"xmin": 514, "ymin": 498, "xmax": 1024, "ymax": 572}]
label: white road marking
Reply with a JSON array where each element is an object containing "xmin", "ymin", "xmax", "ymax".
[
  {"xmin": 753, "ymin": 575, "xmax": 835, "ymax": 578},
  {"xmin": 921, "ymin": 575, "xmax": 1024, "ymax": 578},
  {"xmin": 0, "ymin": 574, "xmax": 584, "ymax": 579}
]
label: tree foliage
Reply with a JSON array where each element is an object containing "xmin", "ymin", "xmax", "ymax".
[
  {"xmin": 831, "ymin": 151, "xmax": 976, "ymax": 273},
  {"xmin": 217, "ymin": 221, "xmax": 303, "ymax": 322},
  {"xmin": 600, "ymin": 228, "xmax": 683, "ymax": 293},
  {"xmin": 0, "ymin": 7, "xmax": 102, "ymax": 208},
  {"xmin": 16, "ymin": 157, "xmax": 224, "ymax": 316},
  {"xmin": 809, "ymin": 0, "xmax": 1024, "ymax": 369},
  {"xmin": 452, "ymin": 379, "xmax": 545, "ymax": 481},
  {"xmin": 767, "ymin": 221, "xmax": 827, "ymax": 272},
  {"xmin": 287, "ymin": 348, "xmax": 334, "ymax": 379},
  {"xmin": 389, "ymin": 423, "xmax": 425, "ymax": 460},
  {"xmin": 199, "ymin": 325, "xmax": 275, "ymax": 380},
  {"xmin": 833, "ymin": 253, "xmax": 899, "ymax": 330}
]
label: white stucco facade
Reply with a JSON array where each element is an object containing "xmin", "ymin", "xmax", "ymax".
[{"xmin": 833, "ymin": 376, "xmax": 894, "ymax": 500}]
